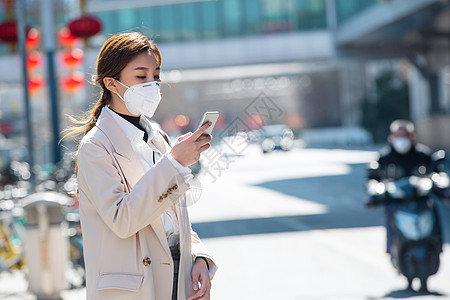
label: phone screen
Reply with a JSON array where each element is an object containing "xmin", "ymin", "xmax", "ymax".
[{"xmin": 199, "ymin": 111, "xmax": 219, "ymax": 135}]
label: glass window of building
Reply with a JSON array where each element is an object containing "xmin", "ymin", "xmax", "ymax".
[
  {"xmin": 83, "ymin": 0, "xmax": 329, "ymax": 45},
  {"xmin": 243, "ymin": 0, "xmax": 262, "ymax": 35},
  {"xmin": 118, "ymin": 8, "xmax": 138, "ymax": 32},
  {"xmin": 178, "ymin": 2, "xmax": 200, "ymax": 41},
  {"xmin": 200, "ymin": 1, "xmax": 220, "ymax": 39},
  {"xmin": 295, "ymin": 0, "xmax": 326, "ymax": 30},
  {"xmin": 222, "ymin": 0, "xmax": 243, "ymax": 37},
  {"xmin": 97, "ymin": 11, "xmax": 118, "ymax": 36},
  {"xmin": 158, "ymin": 5, "xmax": 177, "ymax": 42},
  {"xmin": 138, "ymin": 7, "xmax": 160, "ymax": 39},
  {"xmin": 261, "ymin": 0, "xmax": 288, "ymax": 33}
]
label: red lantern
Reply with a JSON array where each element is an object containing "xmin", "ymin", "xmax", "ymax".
[
  {"xmin": 60, "ymin": 48, "xmax": 84, "ymax": 69},
  {"xmin": 26, "ymin": 28, "xmax": 41, "ymax": 51},
  {"xmin": 26, "ymin": 51, "xmax": 42, "ymax": 71},
  {"xmin": 68, "ymin": 16, "xmax": 102, "ymax": 39},
  {"xmin": 28, "ymin": 74, "xmax": 45, "ymax": 94},
  {"xmin": 0, "ymin": 21, "xmax": 18, "ymax": 43},
  {"xmin": 61, "ymin": 71, "xmax": 86, "ymax": 93},
  {"xmin": 0, "ymin": 21, "xmax": 31, "ymax": 44},
  {"xmin": 58, "ymin": 27, "xmax": 79, "ymax": 48}
]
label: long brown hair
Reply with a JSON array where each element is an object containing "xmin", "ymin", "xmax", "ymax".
[{"xmin": 61, "ymin": 32, "xmax": 162, "ymax": 143}]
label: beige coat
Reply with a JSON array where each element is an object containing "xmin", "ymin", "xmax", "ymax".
[{"xmin": 77, "ymin": 107, "xmax": 216, "ymax": 300}]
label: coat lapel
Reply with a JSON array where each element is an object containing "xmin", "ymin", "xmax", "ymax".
[
  {"xmin": 95, "ymin": 107, "xmax": 171, "ymax": 258},
  {"xmin": 151, "ymin": 217, "xmax": 171, "ymax": 257},
  {"xmin": 96, "ymin": 108, "xmax": 146, "ymax": 188}
]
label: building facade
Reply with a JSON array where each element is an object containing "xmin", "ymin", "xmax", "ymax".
[{"xmin": 0, "ymin": 0, "xmax": 449, "ymax": 165}]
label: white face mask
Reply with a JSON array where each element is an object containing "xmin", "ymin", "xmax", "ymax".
[
  {"xmin": 392, "ymin": 137, "xmax": 412, "ymax": 154},
  {"xmin": 116, "ymin": 80, "xmax": 161, "ymax": 117}
]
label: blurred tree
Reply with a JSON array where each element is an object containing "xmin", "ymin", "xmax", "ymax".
[{"xmin": 361, "ymin": 70, "xmax": 410, "ymax": 143}]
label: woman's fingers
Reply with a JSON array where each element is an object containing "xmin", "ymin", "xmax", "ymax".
[
  {"xmin": 199, "ymin": 281, "xmax": 211, "ymax": 300},
  {"xmin": 177, "ymin": 132, "xmax": 193, "ymax": 142},
  {"xmin": 195, "ymin": 134, "xmax": 212, "ymax": 145},
  {"xmin": 196, "ymin": 134, "xmax": 211, "ymax": 155},
  {"xmin": 189, "ymin": 280, "xmax": 210, "ymax": 300},
  {"xmin": 190, "ymin": 121, "xmax": 212, "ymax": 142},
  {"xmin": 201, "ymin": 283, "xmax": 211, "ymax": 300},
  {"xmin": 198, "ymin": 143, "xmax": 211, "ymax": 153},
  {"xmin": 170, "ymin": 125, "xmax": 212, "ymax": 167}
]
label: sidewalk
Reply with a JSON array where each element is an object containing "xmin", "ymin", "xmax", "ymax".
[{"xmin": 0, "ymin": 271, "xmax": 85, "ymax": 300}]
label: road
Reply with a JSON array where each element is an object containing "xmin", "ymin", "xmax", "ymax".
[
  {"xmin": 189, "ymin": 144, "xmax": 450, "ymax": 300},
  {"xmin": 1, "ymin": 145, "xmax": 450, "ymax": 300}
]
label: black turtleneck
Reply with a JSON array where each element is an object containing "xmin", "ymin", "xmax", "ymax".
[{"xmin": 111, "ymin": 109, "xmax": 149, "ymax": 142}]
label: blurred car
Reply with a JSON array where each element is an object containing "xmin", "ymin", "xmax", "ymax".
[{"xmin": 260, "ymin": 124, "xmax": 294, "ymax": 153}]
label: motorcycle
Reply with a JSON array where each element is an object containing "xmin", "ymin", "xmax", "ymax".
[{"xmin": 367, "ymin": 166, "xmax": 449, "ymax": 292}]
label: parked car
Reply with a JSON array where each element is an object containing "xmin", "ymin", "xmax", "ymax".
[{"xmin": 260, "ymin": 124, "xmax": 294, "ymax": 153}]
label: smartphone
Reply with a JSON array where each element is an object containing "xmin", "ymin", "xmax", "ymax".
[{"xmin": 198, "ymin": 111, "xmax": 219, "ymax": 135}]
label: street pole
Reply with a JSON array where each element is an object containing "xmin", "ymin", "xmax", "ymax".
[
  {"xmin": 40, "ymin": 0, "xmax": 62, "ymax": 165},
  {"xmin": 16, "ymin": 0, "xmax": 35, "ymax": 190}
]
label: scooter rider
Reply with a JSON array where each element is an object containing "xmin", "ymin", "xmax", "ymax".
[{"xmin": 365, "ymin": 119, "xmax": 444, "ymax": 254}]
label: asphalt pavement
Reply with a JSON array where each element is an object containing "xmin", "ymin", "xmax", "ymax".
[{"xmin": 1, "ymin": 144, "xmax": 450, "ymax": 300}]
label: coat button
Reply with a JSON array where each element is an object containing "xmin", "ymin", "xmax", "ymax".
[
  {"xmin": 143, "ymin": 257, "xmax": 151, "ymax": 266},
  {"xmin": 158, "ymin": 196, "xmax": 163, "ymax": 203}
]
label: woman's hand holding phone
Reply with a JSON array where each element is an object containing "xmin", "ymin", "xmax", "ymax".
[{"xmin": 170, "ymin": 122, "xmax": 212, "ymax": 167}]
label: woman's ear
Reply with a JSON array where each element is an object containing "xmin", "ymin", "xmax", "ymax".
[{"xmin": 103, "ymin": 77, "xmax": 119, "ymax": 94}]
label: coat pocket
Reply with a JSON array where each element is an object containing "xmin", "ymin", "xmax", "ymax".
[{"xmin": 97, "ymin": 273, "xmax": 144, "ymax": 292}]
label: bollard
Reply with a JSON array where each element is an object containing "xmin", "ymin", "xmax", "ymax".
[{"xmin": 21, "ymin": 192, "xmax": 70, "ymax": 300}]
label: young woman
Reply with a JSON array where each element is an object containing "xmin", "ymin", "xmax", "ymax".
[{"xmin": 63, "ymin": 32, "xmax": 217, "ymax": 300}]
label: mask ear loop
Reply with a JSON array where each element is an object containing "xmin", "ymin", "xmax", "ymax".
[
  {"xmin": 115, "ymin": 79, "xmax": 129, "ymax": 102},
  {"xmin": 116, "ymin": 92, "xmax": 125, "ymax": 101},
  {"xmin": 115, "ymin": 79, "xmax": 130, "ymax": 89}
]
